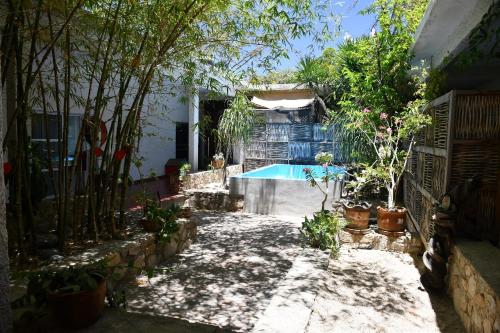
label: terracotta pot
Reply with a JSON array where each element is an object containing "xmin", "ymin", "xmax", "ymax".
[
  {"xmin": 140, "ymin": 217, "xmax": 162, "ymax": 232},
  {"xmin": 377, "ymin": 206, "xmax": 407, "ymax": 232},
  {"xmin": 179, "ymin": 207, "xmax": 192, "ymax": 219},
  {"xmin": 343, "ymin": 203, "xmax": 372, "ymax": 230},
  {"xmin": 212, "ymin": 159, "xmax": 224, "ymax": 169},
  {"xmin": 48, "ymin": 277, "xmax": 106, "ymax": 329}
]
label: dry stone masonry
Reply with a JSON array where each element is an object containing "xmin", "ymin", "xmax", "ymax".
[{"xmin": 447, "ymin": 240, "xmax": 500, "ymax": 333}]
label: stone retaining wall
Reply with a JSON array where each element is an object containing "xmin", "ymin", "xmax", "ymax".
[
  {"xmin": 183, "ymin": 164, "xmax": 243, "ymax": 190},
  {"xmin": 48, "ymin": 219, "xmax": 197, "ymax": 282},
  {"xmin": 185, "ymin": 185, "xmax": 244, "ymax": 212},
  {"xmin": 339, "ymin": 229, "xmax": 423, "ymax": 254},
  {"xmin": 447, "ymin": 240, "xmax": 500, "ymax": 333}
]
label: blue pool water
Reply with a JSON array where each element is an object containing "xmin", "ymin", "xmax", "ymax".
[{"xmin": 235, "ymin": 164, "xmax": 346, "ymax": 181}]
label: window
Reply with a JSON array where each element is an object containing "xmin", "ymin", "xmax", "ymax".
[
  {"xmin": 31, "ymin": 113, "xmax": 81, "ymax": 166},
  {"xmin": 31, "ymin": 113, "xmax": 82, "ymax": 196}
]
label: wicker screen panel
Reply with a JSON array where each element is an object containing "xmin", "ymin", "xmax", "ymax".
[
  {"xmin": 267, "ymin": 124, "xmax": 289, "ymax": 142},
  {"xmin": 311, "ymin": 142, "xmax": 334, "ymax": 157},
  {"xmin": 433, "ymin": 102, "xmax": 449, "ymax": 149},
  {"xmin": 423, "ymin": 153, "xmax": 433, "ymax": 193},
  {"xmin": 449, "ymin": 143, "xmax": 500, "ymax": 187},
  {"xmin": 250, "ymin": 124, "xmax": 266, "ymax": 141},
  {"xmin": 245, "ymin": 142, "xmax": 266, "ymax": 159},
  {"xmin": 245, "ymin": 159, "xmax": 267, "ymax": 171},
  {"xmin": 266, "ymin": 142, "xmax": 288, "ymax": 160},
  {"xmin": 432, "ymin": 156, "xmax": 446, "ymax": 199},
  {"xmin": 290, "ymin": 124, "xmax": 312, "ymax": 141},
  {"xmin": 289, "ymin": 142, "xmax": 311, "ymax": 160},
  {"xmin": 454, "ymin": 94, "xmax": 500, "ymax": 140},
  {"xmin": 416, "ymin": 152, "xmax": 425, "ymax": 187},
  {"xmin": 421, "ymin": 197, "xmax": 436, "ymax": 242},
  {"xmin": 477, "ymin": 188, "xmax": 498, "ymax": 243}
]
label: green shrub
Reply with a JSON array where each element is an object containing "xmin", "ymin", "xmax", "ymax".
[{"xmin": 300, "ymin": 211, "xmax": 346, "ymax": 257}]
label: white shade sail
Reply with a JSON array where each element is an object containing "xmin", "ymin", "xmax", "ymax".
[{"xmin": 251, "ymin": 96, "xmax": 314, "ymax": 109}]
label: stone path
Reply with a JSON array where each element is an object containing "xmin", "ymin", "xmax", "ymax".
[
  {"xmin": 305, "ymin": 248, "xmax": 466, "ymax": 333},
  {"xmin": 125, "ymin": 211, "xmax": 322, "ymax": 332},
  {"xmin": 70, "ymin": 212, "xmax": 465, "ymax": 333}
]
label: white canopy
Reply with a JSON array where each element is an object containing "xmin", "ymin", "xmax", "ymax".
[{"xmin": 251, "ymin": 96, "xmax": 314, "ymax": 109}]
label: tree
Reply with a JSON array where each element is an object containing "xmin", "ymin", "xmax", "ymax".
[
  {"xmin": 217, "ymin": 93, "xmax": 256, "ymax": 187},
  {"xmin": 1, "ymin": 0, "xmax": 343, "ymax": 253},
  {"xmin": 0, "ymin": 78, "xmax": 12, "ymax": 333}
]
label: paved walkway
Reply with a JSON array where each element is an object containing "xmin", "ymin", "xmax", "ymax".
[
  {"xmin": 306, "ymin": 249, "xmax": 466, "ymax": 333},
  {"xmin": 75, "ymin": 212, "xmax": 464, "ymax": 333},
  {"xmin": 126, "ymin": 211, "xmax": 323, "ymax": 332}
]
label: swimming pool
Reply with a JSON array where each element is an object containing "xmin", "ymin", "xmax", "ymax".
[{"xmin": 230, "ymin": 164, "xmax": 346, "ymax": 216}]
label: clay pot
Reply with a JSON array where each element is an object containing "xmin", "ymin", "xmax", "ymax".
[
  {"xmin": 211, "ymin": 159, "xmax": 224, "ymax": 169},
  {"xmin": 48, "ymin": 277, "xmax": 107, "ymax": 329},
  {"xmin": 179, "ymin": 207, "xmax": 192, "ymax": 219},
  {"xmin": 376, "ymin": 206, "xmax": 406, "ymax": 232},
  {"xmin": 140, "ymin": 217, "xmax": 162, "ymax": 232},
  {"xmin": 343, "ymin": 202, "xmax": 372, "ymax": 230}
]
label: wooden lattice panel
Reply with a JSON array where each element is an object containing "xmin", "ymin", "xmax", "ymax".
[{"xmin": 454, "ymin": 94, "xmax": 500, "ymax": 140}]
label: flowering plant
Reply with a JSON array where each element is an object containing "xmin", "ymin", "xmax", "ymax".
[
  {"xmin": 212, "ymin": 152, "xmax": 224, "ymax": 161},
  {"xmin": 345, "ymin": 102, "xmax": 431, "ymax": 209},
  {"xmin": 303, "ymin": 152, "xmax": 341, "ymax": 211}
]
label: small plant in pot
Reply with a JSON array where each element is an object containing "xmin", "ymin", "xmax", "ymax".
[
  {"xmin": 25, "ymin": 263, "xmax": 107, "ymax": 329},
  {"xmin": 140, "ymin": 199, "xmax": 165, "ymax": 232},
  {"xmin": 211, "ymin": 152, "xmax": 225, "ymax": 170},
  {"xmin": 342, "ymin": 168, "xmax": 374, "ymax": 230}
]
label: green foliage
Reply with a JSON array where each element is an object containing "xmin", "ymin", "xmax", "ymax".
[
  {"xmin": 300, "ymin": 211, "xmax": 346, "ymax": 257},
  {"xmin": 218, "ymin": 93, "xmax": 256, "ymax": 149},
  {"xmin": 303, "ymin": 152, "xmax": 341, "ymax": 211},
  {"xmin": 249, "ymin": 69, "xmax": 298, "ymax": 84},
  {"xmin": 24, "ymin": 262, "xmax": 107, "ymax": 308},
  {"xmin": 179, "ymin": 163, "xmax": 191, "ymax": 181},
  {"xmin": 144, "ymin": 202, "xmax": 181, "ymax": 242}
]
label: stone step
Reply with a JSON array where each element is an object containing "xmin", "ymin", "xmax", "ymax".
[{"xmin": 251, "ymin": 249, "xmax": 329, "ymax": 333}]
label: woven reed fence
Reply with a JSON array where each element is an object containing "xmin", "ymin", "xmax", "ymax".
[
  {"xmin": 404, "ymin": 91, "xmax": 500, "ymax": 245},
  {"xmin": 245, "ymin": 107, "xmax": 344, "ymax": 171}
]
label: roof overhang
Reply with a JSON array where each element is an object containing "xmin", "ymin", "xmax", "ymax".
[{"xmin": 411, "ymin": 0, "xmax": 493, "ymax": 69}]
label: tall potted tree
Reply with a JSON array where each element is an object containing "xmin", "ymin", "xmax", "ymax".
[{"xmin": 346, "ymin": 105, "xmax": 430, "ymax": 232}]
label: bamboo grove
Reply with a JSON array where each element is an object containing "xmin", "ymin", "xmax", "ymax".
[{"xmin": 0, "ymin": 0, "xmax": 340, "ymax": 260}]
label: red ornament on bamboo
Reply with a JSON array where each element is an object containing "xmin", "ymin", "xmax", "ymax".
[
  {"xmin": 94, "ymin": 147, "xmax": 104, "ymax": 157},
  {"xmin": 3, "ymin": 162, "xmax": 12, "ymax": 176},
  {"xmin": 114, "ymin": 149, "xmax": 127, "ymax": 161}
]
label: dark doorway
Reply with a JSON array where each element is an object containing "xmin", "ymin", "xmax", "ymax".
[
  {"xmin": 176, "ymin": 122, "xmax": 189, "ymax": 160},
  {"xmin": 199, "ymin": 99, "xmax": 232, "ymax": 170}
]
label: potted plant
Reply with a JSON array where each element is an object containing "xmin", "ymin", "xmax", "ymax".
[
  {"xmin": 140, "ymin": 199, "xmax": 165, "ymax": 232},
  {"xmin": 345, "ymin": 104, "xmax": 431, "ymax": 232},
  {"xmin": 25, "ymin": 264, "xmax": 107, "ymax": 329},
  {"xmin": 301, "ymin": 152, "xmax": 346, "ymax": 257},
  {"xmin": 303, "ymin": 152, "xmax": 342, "ymax": 212},
  {"xmin": 178, "ymin": 163, "xmax": 191, "ymax": 191},
  {"xmin": 342, "ymin": 168, "xmax": 374, "ymax": 230},
  {"xmin": 211, "ymin": 152, "xmax": 225, "ymax": 170}
]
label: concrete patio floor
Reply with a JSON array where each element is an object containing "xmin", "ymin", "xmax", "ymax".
[{"xmin": 76, "ymin": 211, "xmax": 464, "ymax": 333}]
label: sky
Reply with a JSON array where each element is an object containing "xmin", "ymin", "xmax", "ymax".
[{"xmin": 273, "ymin": 0, "xmax": 376, "ymax": 71}]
